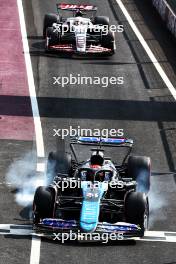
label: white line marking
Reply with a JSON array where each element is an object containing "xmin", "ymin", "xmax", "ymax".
[
  {"xmin": 37, "ymin": 163, "xmax": 46, "ymax": 172},
  {"xmin": 30, "ymin": 236, "xmax": 41, "ymax": 264},
  {"xmin": 16, "ymin": 0, "xmax": 45, "ymax": 158},
  {"xmin": 0, "ymin": 224, "xmax": 176, "ymax": 243},
  {"xmin": 0, "ymin": 224, "xmax": 10, "ymax": 230},
  {"xmin": 1, "ymin": 224, "xmax": 176, "ymax": 243},
  {"xmin": 16, "ymin": 0, "xmax": 44, "ymax": 263},
  {"xmin": 115, "ymin": 0, "xmax": 176, "ymax": 100},
  {"xmin": 165, "ymin": 236, "xmax": 176, "ymax": 243}
]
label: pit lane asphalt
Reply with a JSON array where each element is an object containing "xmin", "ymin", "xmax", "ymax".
[{"xmin": 2, "ymin": 0, "xmax": 176, "ymax": 263}]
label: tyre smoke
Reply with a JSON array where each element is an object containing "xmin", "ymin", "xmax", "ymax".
[
  {"xmin": 148, "ymin": 184, "xmax": 168, "ymax": 228},
  {"xmin": 5, "ymin": 152, "xmax": 48, "ymax": 207}
]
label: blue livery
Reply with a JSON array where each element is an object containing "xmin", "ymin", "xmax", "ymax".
[{"xmin": 80, "ymin": 181, "xmax": 108, "ymax": 232}]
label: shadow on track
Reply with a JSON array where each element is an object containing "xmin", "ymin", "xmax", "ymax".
[{"xmin": 1, "ymin": 95, "xmax": 176, "ymax": 122}]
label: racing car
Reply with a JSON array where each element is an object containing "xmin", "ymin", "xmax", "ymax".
[
  {"xmin": 33, "ymin": 136, "xmax": 151, "ymax": 241},
  {"xmin": 43, "ymin": 4, "xmax": 116, "ymax": 55}
]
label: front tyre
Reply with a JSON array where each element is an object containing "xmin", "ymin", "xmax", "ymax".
[
  {"xmin": 33, "ymin": 186, "xmax": 55, "ymax": 223},
  {"xmin": 102, "ymin": 31, "xmax": 116, "ymax": 54},
  {"xmin": 45, "ymin": 27, "xmax": 59, "ymax": 51},
  {"xmin": 125, "ymin": 192, "xmax": 149, "ymax": 236}
]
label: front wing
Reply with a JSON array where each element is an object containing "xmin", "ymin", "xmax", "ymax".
[
  {"xmin": 34, "ymin": 218, "xmax": 144, "ymax": 241},
  {"xmin": 46, "ymin": 44, "xmax": 114, "ymax": 55}
]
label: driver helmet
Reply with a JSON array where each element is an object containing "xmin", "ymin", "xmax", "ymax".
[
  {"xmin": 73, "ymin": 18, "xmax": 86, "ymax": 26},
  {"xmin": 91, "ymin": 165, "xmax": 104, "ymax": 181},
  {"xmin": 75, "ymin": 10, "xmax": 83, "ymax": 17}
]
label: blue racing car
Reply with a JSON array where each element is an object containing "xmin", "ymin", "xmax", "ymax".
[{"xmin": 33, "ymin": 136, "xmax": 151, "ymax": 241}]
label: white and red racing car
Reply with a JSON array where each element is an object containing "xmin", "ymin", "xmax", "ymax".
[{"xmin": 43, "ymin": 3, "xmax": 116, "ymax": 56}]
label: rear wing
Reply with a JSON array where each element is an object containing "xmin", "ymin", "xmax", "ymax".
[
  {"xmin": 57, "ymin": 3, "xmax": 97, "ymax": 11},
  {"xmin": 70, "ymin": 136, "xmax": 133, "ymax": 164},
  {"xmin": 70, "ymin": 136, "xmax": 133, "ymax": 147}
]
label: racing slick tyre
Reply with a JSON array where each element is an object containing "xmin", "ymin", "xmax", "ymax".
[
  {"xmin": 43, "ymin": 13, "xmax": 59, "ymax": 38},
  {"xmin": 94, "ymin": 16, "xmax": 110, "ymax": 26},
  {"xmin": 46, "ymin": 151, "xmax": 72, "ymax": 181},
  {"xmin": 102, "ymin": 31, "xmax": 116, "ymax": 54},
  {"xmin": 45, "ymin": 27, "xmax": 59, "ymax": 49},
  {"xmin": 125, "ymin": 192, "xmax": 149, "ymax": 236},
  {"xmin": 33, "ymin": 186, "xmax": 55, "ymax": 222},
  {"xmin": 128, "ymin": 156, "xmax": 151, "ymax": 193}
]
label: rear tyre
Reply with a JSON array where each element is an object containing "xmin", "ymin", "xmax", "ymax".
[
  {"xmin": 46, "ymin": 151, "xmax": 72, "ymax": 181},
  {"xmin": 128, "ymin": 156, "xmax": 151, "ymax": 193},
  {"xmin": 33, "ymin": 186, "xmax": 55, "ymax": 222},
  {"xmin": 94, "ymin": 16, "xmax": 110, "ymax": 26},
  {"xmin": 43, "ymin": 13, "xmax": 59, "ymax": 38},
  {"xmin": 125, "ymin": 192, "xmax": 149, "ymax": 236}
]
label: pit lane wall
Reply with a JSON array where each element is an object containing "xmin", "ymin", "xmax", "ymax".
[{"xmin": 151, "ymin": 0, "xmax": 176, "ymax": 38}]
